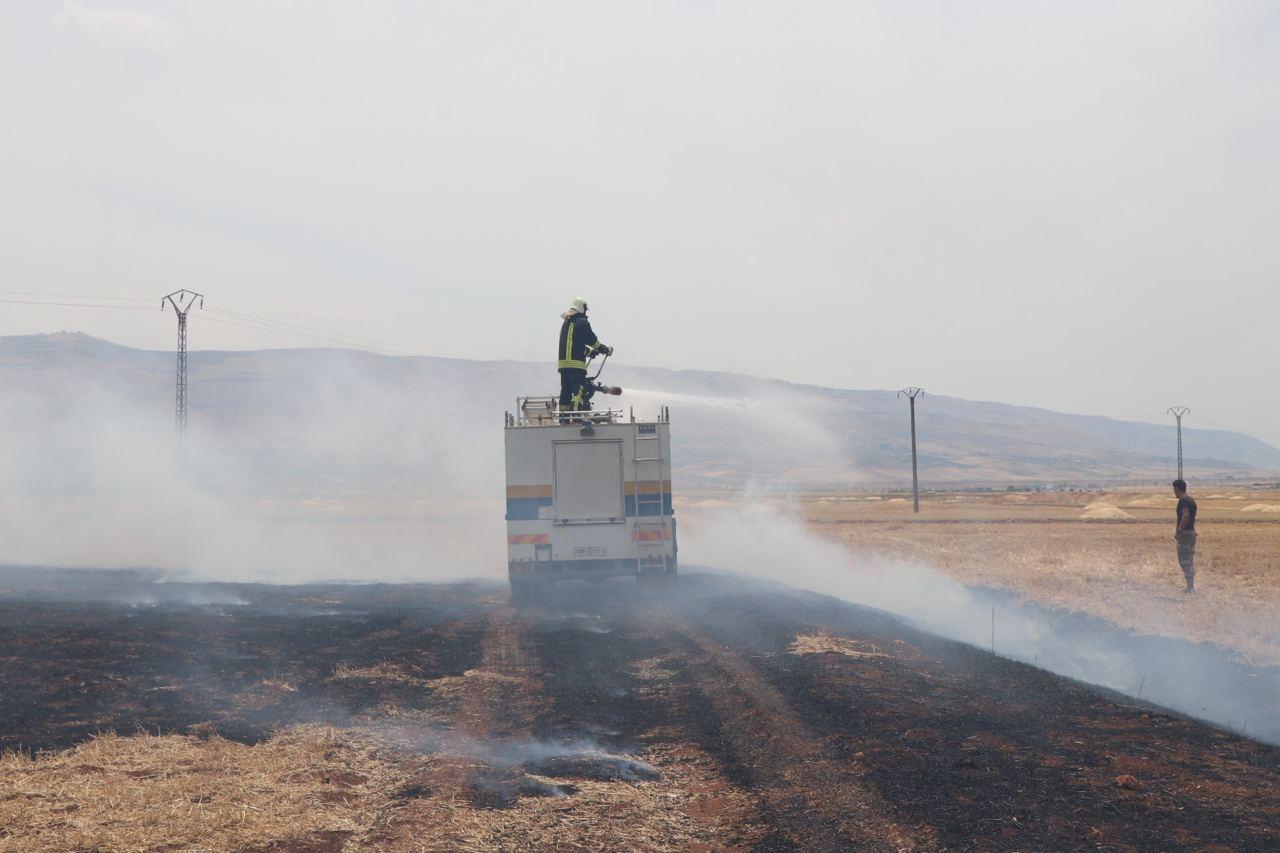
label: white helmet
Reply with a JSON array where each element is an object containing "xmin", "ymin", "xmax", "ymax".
[{"xmin": 569, "ymin": 297, "xmax": 589, "ymax": 314}]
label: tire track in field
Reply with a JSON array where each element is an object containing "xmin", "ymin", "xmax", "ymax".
[
  {"xmin": 455, "ymin": 607, "xmax": 550, "ymax": 740},
  {"xmin": 370, "ymin": 607, "xmax": 559, "ymax": 850},
  {"xmin": 655, "ymin": 609, "xmax": 930, "ymax": 851}
]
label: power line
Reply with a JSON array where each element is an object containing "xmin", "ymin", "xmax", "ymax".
[
  {"xmin": 197, "ymin": 314, "xmax": 409, "ymax": 356},
  {"xmin": 199, "ymin": 314, "xmax": 401, "ymax": 353},
  {"xmin": 0, "ymin": 297, "xmax": 152, "ymax": 311},
  {"xmin": 3, "ymin": 289, "xmax": 439, "ymax": 358},
  {"xmin": 202, "ymin": 307, "xmax": 422, "ymax": 355},
  {"xmin": 0, "ymin": 290, "xmax": 152, "ymax": 302}
]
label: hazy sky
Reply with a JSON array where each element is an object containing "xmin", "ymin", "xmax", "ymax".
[{"xmin": 1, "ymin": 2, "xmax": 1277, "ymax": 441}]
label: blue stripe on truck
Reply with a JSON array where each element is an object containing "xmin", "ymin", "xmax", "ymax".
[
  {"xmin": 624, "ymin": 494, "xmax": 674, "ymax": 517},
  {"xmin": 506, "ymin": 497, "xmax": 553, "ymax": 521},
  {"xmin": 506, "ymin": 495, "xmax": 673, "ymax": 520}
]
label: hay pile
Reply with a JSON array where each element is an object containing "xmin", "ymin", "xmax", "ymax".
[
  {"xmin": 0, "ymin": 726, "xmax": 413, "ymax": 852},
  {"xmin": 331, "ymin": 661, "xmax": 434, "ymax": 687},
  {"xmin": 1125, "ymin": 497, "xmax": 1172, "ymax": 508},
  {"xmin": 1241, "ymin": 504, "xmax": 1280, "ymax": 513},
  {"xmin": 789, "ymin": 634, "xmax": 888, "ymax": 660},
  {"xmin": 1080, "ymin": 503, "xmax": 1134, "ymax": 520},
  {"xmin": 423, "ymin": 669, "xmax": 521, "ymax": 701},
  {"xmin": 330, "ymin": 665, "xmax": 523, "ymax": 703}
]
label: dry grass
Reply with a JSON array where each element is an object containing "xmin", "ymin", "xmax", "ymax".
[
  {"xmin": 0, "ymin": 726, "xmax": 412, "ymax": 852},
  {"xmin": 331, "ymin": 661, "xmax": 434, "ymax": 687},
  {"xmin": 422, "ymin": 669, "xmax": 522, "ymax": 700},
  {"xmin": 378, "ymin": 748, "xmax": 724, "ymax": 852},
  {"xmin": 0, "ymin": 724, "xmax": 733, "ymax": 853},
  {"xmin": 795, "ymin": 486, "xmax": 1280, "ymax": 665}
]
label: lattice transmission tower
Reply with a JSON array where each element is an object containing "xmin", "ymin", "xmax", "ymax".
[{"xmin": 161, "ymin": 290, "xmax": 204, "ymax": 440}]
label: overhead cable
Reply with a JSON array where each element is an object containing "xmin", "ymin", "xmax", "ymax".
[
  {"xmin": 197, "ymin": 314, "xmax": 409, "ymax": 356},
  {"xmin": 0, "ymin": 290, "xmax": 153, "ymax": 302},
  {"xmin": 0, "ymin": 297, "xmax": 152, "ymax": 311},
  {"xmin": 202, "ymin": 306, "xmax": 427, "ymax": 355}
]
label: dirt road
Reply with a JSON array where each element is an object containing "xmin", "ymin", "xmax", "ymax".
[{"xmin": 2, "ymin": 567, "xmax": 1278, "ymax": 851}]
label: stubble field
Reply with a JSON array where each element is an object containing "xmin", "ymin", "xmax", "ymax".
[
  {"xmin": 3, "ymin": 569, "xmax": 1278, "ymax": 851},
  {"xmin": 3, "ymin": 487, "xmax": 1279, "ymax": 850},
  {"xmin": 796, "ymin": 486, "xmax": 1280, "ymax": 666}
]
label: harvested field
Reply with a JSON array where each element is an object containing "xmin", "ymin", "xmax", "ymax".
[
  {"xmin": 796, "ymin": 487, "xmax": 1280, "ymax": 666},
  {"xmin": 2, "ymin": 567, "xmax": 1279, "ymax": 851}
]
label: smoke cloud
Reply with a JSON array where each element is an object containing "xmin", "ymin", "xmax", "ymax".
[
  {"xmin": 3, "ymin": 341, "xmax": 1276, "ymax": 744},
  {"xmin": 680, "ymin": 491, "xmax": 1280, "ymax": 744},
  {"xmin": 0, "ymin": 344, "xmax": 508, "ymax": 582}
]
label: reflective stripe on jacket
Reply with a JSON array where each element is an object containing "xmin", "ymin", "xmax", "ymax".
[{"xmin": 558, "ymin": 313, "xmax": 603, "ymax": 370}]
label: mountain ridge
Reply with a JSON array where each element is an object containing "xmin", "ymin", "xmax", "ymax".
[{"xmin": 4, "ymin": 331, "xmax": 1277, "ymax": 487}]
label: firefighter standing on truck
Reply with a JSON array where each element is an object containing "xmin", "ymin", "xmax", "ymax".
[{"xmin": 558, "ymin": 298, "xmax": 611, "ymax": 413}]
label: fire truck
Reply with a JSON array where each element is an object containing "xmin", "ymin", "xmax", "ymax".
[{"xmin": 503, "ymin": 357, "xmax": 676, "ymax": 600}]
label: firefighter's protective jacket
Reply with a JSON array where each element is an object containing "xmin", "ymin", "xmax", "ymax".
[{"xmin": 557, "ymin": 312, "xmax": 605, "ymax": 370}]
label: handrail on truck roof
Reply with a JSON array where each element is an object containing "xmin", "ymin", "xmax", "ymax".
[
  {"xmin": 507, "ymin": 396, "xmax": 624, "ymax": 427},
  {"xmin": 505, "ymin": 396, "xmax": 669, "ymax": 428}
]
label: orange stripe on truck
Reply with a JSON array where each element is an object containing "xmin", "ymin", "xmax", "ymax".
[
  {"xmin": 631, "ymin": 529, "xmax": 670, "ymax": 541},
  {"xmin": 508, "ymin": 534, "xmax": 550, "ymax": 545},
  {"xmin": 625, "ymin": 480, "xmax": 672, "ymax": 496},
  {"xmin": 507, "ymin": 484, "xmax": 553, "ymax": 499}
]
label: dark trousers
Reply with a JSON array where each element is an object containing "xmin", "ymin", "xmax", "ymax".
[
  {"xmin": 559, "ymin": 368, "xmax": 587, "ymax": 412},
  {"xmin": 1177, "ymin": 532, "xmax": 1197, "ymax": 588}
]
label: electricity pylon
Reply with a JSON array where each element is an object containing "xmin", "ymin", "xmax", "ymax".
[
  {"xmin": 162, "ymin": 290, "xmax": 204, "ymax": 441},
  {"xmin": 898, "ymin": 387, "xmax": 924, "ymax": 513},
  {"xmin": 1167, "ymin": 406, "xmax": 1190, "ymax": 480}
]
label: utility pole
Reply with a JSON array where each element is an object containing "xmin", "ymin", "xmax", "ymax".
[
  {"xmin": 898, "ymin": 387, "xmax": 924, "ymax": 513},
  {"xmin": 162, "ymin": 290, "xmax": 203, "ymax": 441},
  {"xmin": 1167, "ymin": 406, "xmax": 1190, "ymax": 480}
]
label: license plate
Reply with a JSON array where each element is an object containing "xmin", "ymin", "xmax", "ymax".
[{"xmin": 572, "ymin": 546, "xmax": 607, "ymax": 557}]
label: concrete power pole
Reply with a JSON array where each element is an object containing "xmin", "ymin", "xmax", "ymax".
[
  {"xmin": 1167, "ymin": 406, "xmax": 1190, "ymax": 480},
  {"xmin": 162, "ymin": 290, "xmax": 204, "ymax": 441},
  {"xmin": 898, "ymin": 388, "xmax": 924, "ymax": 513}
]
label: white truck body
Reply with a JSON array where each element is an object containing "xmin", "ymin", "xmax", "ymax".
[{"xmin": 504, "ymin": 397, "xmax": 675, "ymax": 595}]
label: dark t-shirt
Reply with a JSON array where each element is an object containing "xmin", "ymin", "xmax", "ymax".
[{"xmin": 1177, "ymin": 495, "xmax": 1197, "ymax": 532}]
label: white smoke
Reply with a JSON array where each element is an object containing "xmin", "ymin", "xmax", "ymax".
[
  {"xmin": 680, "ymin": 490, "xmax": 1280, "ymax": 744},
  {"xmin": 0, "ymin": 345, "xmax": 507, "ymax": 582}
]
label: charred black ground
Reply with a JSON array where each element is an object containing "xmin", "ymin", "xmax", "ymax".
[{"xmin": 1, "ymin": 565, "xmax": 1278, "ymax": 851}]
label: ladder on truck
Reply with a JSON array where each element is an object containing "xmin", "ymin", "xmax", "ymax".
[{"xmin": 632, "ymin": 418, "xmax": 668, "ymax": 576}]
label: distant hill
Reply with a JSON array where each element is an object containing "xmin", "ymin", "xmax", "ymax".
[{"xmin": 3, "ymin": 332, "xmax": 1277, "ymax": 489}]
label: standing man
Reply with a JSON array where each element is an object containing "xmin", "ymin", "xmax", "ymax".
[
  {"xmin": 558, "ymin": 298, "xmax": 611, "ymax": 413},
  {"xmin": 1173, "ymin": 479, "xmax": 1198, "ymax": 593}
]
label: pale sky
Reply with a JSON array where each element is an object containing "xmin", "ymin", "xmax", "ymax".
[{"xmin": 1, "ymin": 2, "xmax": 1277, "ymax": 442}]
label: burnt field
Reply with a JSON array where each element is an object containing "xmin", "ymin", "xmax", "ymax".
[{"xmin": 2, "ymin": 566, "xmax": 1279, "ymax": 851}]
